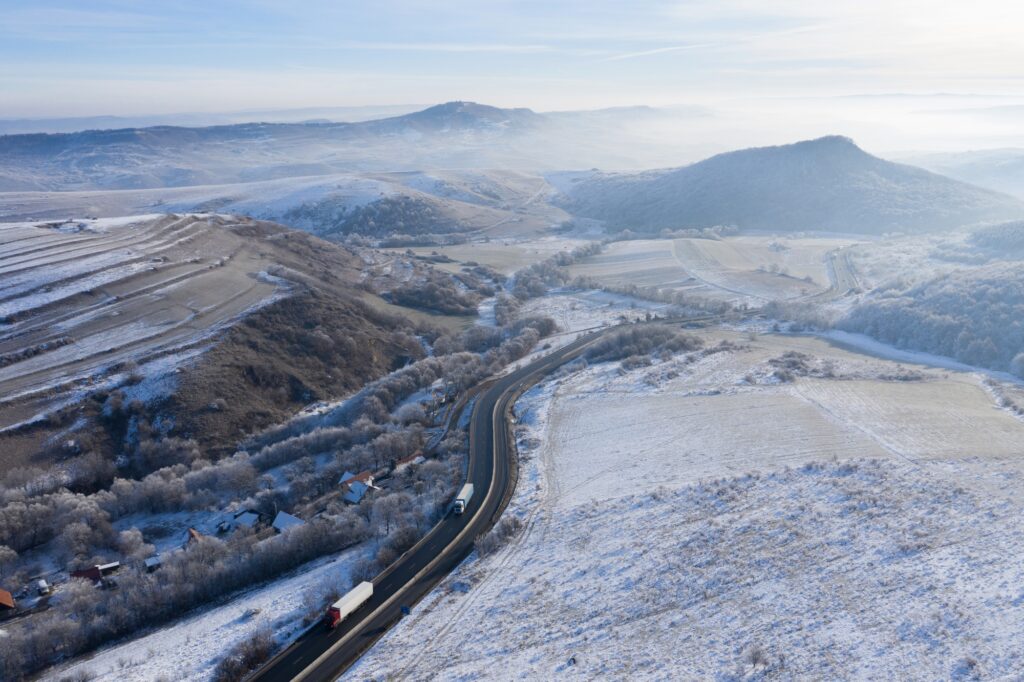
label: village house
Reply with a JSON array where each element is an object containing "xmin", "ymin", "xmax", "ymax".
[
  {"xmin": 339, "ymin": 470, "xmax": 377, "ymax": 504},
  {"xmin": 217, "ymin": 509, "xmax": 262, "ymax": 534},
  {"xmin": 70, "ymin": 561, "xmax": 120, "ymax": 583},
  {"xmin": 271, "ymin": 511, "xmax": 305, "ymax": 533},
  {"xmin": 394, "ymin": 450, "xmax": 426, "ymax": 473}
]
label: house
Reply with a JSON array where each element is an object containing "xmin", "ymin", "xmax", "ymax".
[
  {"xmin": 271, "ymin": 511, "xmax": 305, "ymax": 533},
  {"xmin": 342, "ymin": 480, "xmax": 371, "ymax": 504},
  {"xmin": 394, "ymin": 451, "xmax": 425, "ymax": 473},
  {"xmin": 339, "ymin": 470, "xmax": 374, "ymax": 486},
  {"xmin": 234, "ymin": 511, "xmax": 260, "ymax": 530},
  {"xmin": 71, "ymin": 561, "xmax": 120, "ymax": 583},
  {"xmin": 339, "ymin": 470, "xmax": 378, "ymax": 504},
  {"xmin": 144, "ymin": 556, "xmax": 161, "ymax": 573},
  {"xmin": 0, "ymin": 587, "xmax": 14, "ymax": 611},
  {"xmin": 217, "ymin": 510, "xmax": 261, "ymax": 534},
  {"xmin": 97, "ymin": 561, "xmax": 120, "ymax": 575},
  {"xmin": 71, "ymin": 566, "xmax": 102, "ymax": 582}
]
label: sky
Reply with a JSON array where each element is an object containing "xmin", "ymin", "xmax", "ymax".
[{"xmin": 2, "ymin": 0, "xmax": 1024, "ymax": 150}]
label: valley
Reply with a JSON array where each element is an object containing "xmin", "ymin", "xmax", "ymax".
[{"xmin": 3, "ymin": 100, "xmax": 1024, "ymax": 682}]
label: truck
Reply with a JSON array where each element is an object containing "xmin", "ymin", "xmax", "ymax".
[
  {"xmin": 325, "ymin": 581, "xmax": 373, "ymax": 629},
  {"xmin": 452, "ymin": 483, "xmax": 474, "ymax": 515}
]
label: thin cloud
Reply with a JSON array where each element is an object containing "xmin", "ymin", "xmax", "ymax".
[
  {"xmin": 338, "ymin": 41, "xmax": 555, "ymax": 53},
  {"xmin": 601, "ymin": 43, "xmax": 717, "ymax": 61}
]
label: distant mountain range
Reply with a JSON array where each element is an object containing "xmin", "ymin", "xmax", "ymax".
[
  {"xmin": 5, "ymin": 106, "xmax": 1020, "ymax": 238},
  {"xmin": 0, "ymin": 104, "xmax": 427, "ymax": 136},
  {"xmin": 897, "ymin": 148, "xmax": 1024, "ymax": 200},
  {"xmin": 0, "ymin": 102, "xmax": 696, "ymax": 192},
  {"xmin": 557, "ymin": 136, "xmax": 1024, "ymax": 235}
]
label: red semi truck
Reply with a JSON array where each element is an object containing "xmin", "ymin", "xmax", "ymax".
[{"xmin": 325, "ymin": 581, "xmax": 374, "ymax": 629}]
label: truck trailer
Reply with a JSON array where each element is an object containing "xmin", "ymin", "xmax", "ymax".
[
  {"xmin": 325, "ymin": 581, "xmax": 373, "ymax": 629},
  {"xmin": 452, "ymin": 483, "xmax": 474, "ymax": 515}
]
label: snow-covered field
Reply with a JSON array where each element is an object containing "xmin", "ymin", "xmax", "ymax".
[
  {"xmin": 352, "ymin": 329, "xmax": 1024, "ymax": 680},
  {"xmin": 567, "ymin": 236, "xmax": 861, "ymax": 304},
  {"xmin": 519, "ymin": 289, "xmax": 671, "ymax": 335},
  {"xmin": 387, "ymin": 237, "xmax": 588, "ymax": 276}
]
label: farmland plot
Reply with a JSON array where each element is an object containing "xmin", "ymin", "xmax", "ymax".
[
  {"xmin": 568, "ymin": 236, "xmax": 863, "ymax": 303},
  {"xmin": 386, "ymin": 236, "xmax": 587, "ymax": 275}
]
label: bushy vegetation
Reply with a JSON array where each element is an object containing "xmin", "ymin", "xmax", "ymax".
[
  {"xmin": 760, "ymin": 299, "xmax": 835, "ymax": 331},
  {"xmin": 571, "ymin": 276, "xmax": 737, "ymax": 316},
  {"xmin": 476, "ymin": 515, "xmax": 524, "ymax": 556},
  {"xmin": 586, "ymin": 324, "xmax": 704, "ymax": 363},
  {"xmin": 212, "ymin": 629, "xmax": 275, "ymax": 682},
  {"xmin": 389, "ymin": 270, "xmax": 481, "ymax": 315},
  {"xmin": 969, "ymin": 220, "xmax": 1024, "ymax": 253},
  {"xmin": 511, "ymin": 242, "xmax": 603, "ymax": 300},
  {"xmin": 339, "ymin": 196, "xmax": 460, "ymax": 237},
  {"xmin": 840, "ymin": 262, "xmax": 1024, "ymax": 375}
]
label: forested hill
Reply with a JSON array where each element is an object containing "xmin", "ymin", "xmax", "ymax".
[
  {"xmin": 841, "ymin": 261, "xmax": 1024, "ymax": 375},
  {"xmin": 558, "ymin": 136, "xmax": 1024, "ymax": 235}
]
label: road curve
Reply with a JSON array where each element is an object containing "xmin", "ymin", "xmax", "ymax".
[{"xmin": 252, "ymin": 331, "xmax": 601, "ymax": 682}]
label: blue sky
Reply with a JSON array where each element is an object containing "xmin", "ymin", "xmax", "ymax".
[{"xmin": 2, "ymin": 0, "xmax": 1024, "ymax": 119}]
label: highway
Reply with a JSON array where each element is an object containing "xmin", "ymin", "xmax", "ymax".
[
  {"xmin": 252, "ymin": 330, "xmax": 601, "ymax": 682},
  {"xmin": 814, "ymin": 247, "xmax": 861, "ymax": 300}
]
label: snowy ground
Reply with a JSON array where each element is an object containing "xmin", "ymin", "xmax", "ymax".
[
  {"xmin": 519, "ymin": 289, "xmax": 671, "ymax": 335},
  {"xmin": 567, "ymin": 236, "xmax": 862, "ymax": 305},
  {"xmin": 49, "ymin": 547, "xmax": 370, "ymax": 682},
  {"xmin": 352, "ymin": 329, "xmax": 1024, "ymax": 680},
  {"xmin": 386, "ymin": 237, "xmax": 587, "ymax": 276}
]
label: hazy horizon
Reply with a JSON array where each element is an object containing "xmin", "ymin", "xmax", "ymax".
[{"xmin": 5, "ymin": 2, "xmax": 1024, "ymax": 153}]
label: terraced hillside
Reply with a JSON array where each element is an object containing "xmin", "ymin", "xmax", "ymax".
[
  {"xmin": 0, "ymin": 215, "xmax": 280, "ymax": 408},
  {"xmin": 0, "ymin": 214, "xmax": 426, "ymax": 468}
]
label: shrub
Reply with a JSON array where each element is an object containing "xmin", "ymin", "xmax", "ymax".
[
  {"xmin": 476, "ymin": 516, "xmax": 525, "ymax": 556},
  {"xmin": 212, "ymin": 628, "xmax": 275, "ymax": 682},
  {"xmin": 586, "ymin": 325, "xmax": 703, "ymax": 363}
]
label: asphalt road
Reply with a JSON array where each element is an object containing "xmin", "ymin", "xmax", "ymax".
[
  {"xmin": 252, "ymin": 331, "xmax": 601, "ymax": 682},
  {"xmin": 814, "ymin": 247, "xmax": 861, "ymax": 300}
]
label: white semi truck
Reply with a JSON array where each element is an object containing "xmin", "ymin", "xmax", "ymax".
[
  {"xmin": 325, "ymin": 581, "xmax": 373, "ymax": 628},
  {"xmin": 452, "ymin": 483, "xmax": 474, "ymax": 515}
]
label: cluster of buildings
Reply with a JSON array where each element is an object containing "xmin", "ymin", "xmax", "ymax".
[{"xmin": 0, "ymin": 449, "xmax": 430, "ymax": 618}]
